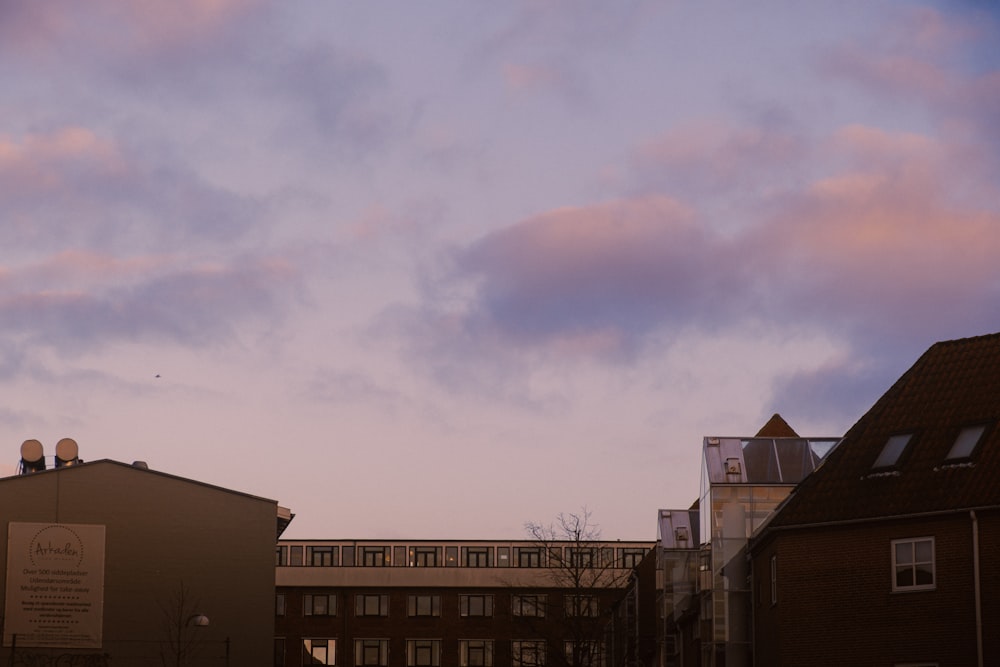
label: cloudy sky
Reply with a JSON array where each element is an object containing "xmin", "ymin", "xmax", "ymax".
[{"xmin": 2, "ymin": 1, "xmax": 999, "ymax": 540}]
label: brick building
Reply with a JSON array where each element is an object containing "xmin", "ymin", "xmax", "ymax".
[
  {"xmin": 749, "ymin": 332, "xmax": 1000, "ymax": 666},
  {"xmin": 274, "ymin": 538, "xmax": 656, "ymax": 667}
]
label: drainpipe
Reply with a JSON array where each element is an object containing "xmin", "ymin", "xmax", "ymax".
[{"xmin": 971, "ymin": 511, "xmax": 983, "ymax": 667}]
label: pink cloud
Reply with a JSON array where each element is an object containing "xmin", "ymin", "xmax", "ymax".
[
  {"xmin": 0, "ymin": 128, "xmax": 129, "ymax": 194},
  {"xmin": 0, "ymin": 0, "xmax": 261, "ymax": 56}
]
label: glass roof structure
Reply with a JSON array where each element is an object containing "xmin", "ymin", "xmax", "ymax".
[{"xmin": 702, "ymin": 437, "xmax": 840, "ymax": 485}]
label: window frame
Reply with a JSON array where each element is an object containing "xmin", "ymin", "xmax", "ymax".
[
  {"xmin": 769, "ymin": 555, "xmax": 777, "ymax": 606},
  {"xmin": 460, "ymin": 594, "xmax": 494, "ymax": 617},
  {"xmin": 304, "ymin": 593, "xmax": 337, "ymax": 617},
  {"xmin": 355, "ymin": 594, "xmax": 390, "ymax": 617},
  {"xmin": 512, "ymin": 594, "xmax": 547, "ymax": 617},
  {"xmin": 303, "ymin": 638, "xmax": 336, "ymax": 666},
  {"xmin": 405, "ymin": 639, "xmax": 441, "ymax": 667},
  {"xmin": 512, "ymin": 640, "xmax": 546, "ymax": 667},
  {"xmin": 872, "ymin": 433, "xmax": 915, "ymax": 470},
  {"xmin": 564, "ymin": 594, "xmax": 598, "ymax": 617},
  {"xmin": 407, "ymin": 594, "xmax": 441, "ymax": 617},
  {"xmin": 354, "ymin": 639, "xmax": 389, "ymax": 667},
  {"xmin": 891, "ymin": 537, "xmax": 936, "ymax": 592},
  {"xmin": 946, "ymin": 423, "xmax": 989, "ymax": 462},
  {"xmin": 459, "ymin": 639, "xmax": 494, "ymax": 667}
]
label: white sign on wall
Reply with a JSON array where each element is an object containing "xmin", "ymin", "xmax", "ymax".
[{"xmin": 3, "ymin": 522, "xmax": 106, "ymax": 648}]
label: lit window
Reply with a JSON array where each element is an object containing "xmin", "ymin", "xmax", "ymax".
[
  {"xmin": 460, "ymin": 639, "xmax": 494, "ymax": 667},
  {"xmin": 564, "ymin": 641, "xmax": 600, "ymax": 667},
  {"xmin": 410, "ymin": 547, "xmax": 441, "ymax": 567},
  {"xmin": 407, "ymin": 595, "xmax": 441, "ymax": 617},
  {"xmin": 892, "ymin": 538, "xmax": 935, "ymax": 591},
  {"xmin": 406, "ymin": 639, "xmax": 441, "ymax": 667},
  {"xmin": 946, "ymin": 424, "xmax": 988, "ymax": 461},
  {"xmin": 460, "ymin": 594, "xmax": 494, "ymax": 617},
  {"xmin": 355, "ymin": 639, "xmax": 388, "ymax": 666},
  {"xmin": 564, "ymin": 595, "xmax": 597, "ymax": 617},
  {"xmin": 303, "ymin": 638, "xmax": 335, "ymax": 665},
  {"xmin": 513, "ymin": 640, "xmax": 546, "ymax": 667},
  {"xmin": 512, "ymin": 594, "xmax": 546, "ymax": 617},
  {"xmin": 355, "ymin": 594, "xmax": 389, "ymax": 617},
  {"xmin": 304, "ymin": 594, "xmax": 337, "ymax": 616},
  {"xmin": 873, "ymin": 433, "xmax": 914, "ymax": 469}
]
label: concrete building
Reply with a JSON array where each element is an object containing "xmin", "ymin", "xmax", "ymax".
[
  {"xmin": 1, "ymin": 450, "xmax": 291, "ymax": 666},
  {"xmin": 274, "ymin": 538, "xmax": 656, "ymax": 667}
]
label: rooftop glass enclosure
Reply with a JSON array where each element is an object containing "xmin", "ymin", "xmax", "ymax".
[{"xmin": 661, "ymin": 436, "xmax": 839, "ymax": 667}]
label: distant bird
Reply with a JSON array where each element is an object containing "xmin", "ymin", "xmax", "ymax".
[{"xmin": 154, "ymin": 374, "xmax": 161, "ymax": 378}]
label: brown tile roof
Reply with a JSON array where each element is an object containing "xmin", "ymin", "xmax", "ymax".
[
  {"xmin": 767, "ymin": 332, "xmax": 1000, "ymax": 528},
  {"xmin": 755, "ymin": 413, "xmax": 800, "ymax": 438}
]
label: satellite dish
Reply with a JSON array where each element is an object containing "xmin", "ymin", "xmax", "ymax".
[
  {"xmin": 20, "ymin": 439, "xmax": 46, "ymax": 473},
  {"xmin": 55, "ymin": 437, "xmax": 80, "ymax": 467}
]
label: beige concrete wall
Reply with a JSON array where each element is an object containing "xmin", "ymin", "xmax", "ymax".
[{"xmin": 1, "ymin": 461, "xmax": 277, "ymax": 667}]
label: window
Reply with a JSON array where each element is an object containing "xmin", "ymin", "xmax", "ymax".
[
  {"xmin": 513, "ymin": 640, "xmax": 546, "ymax": 667},
  {"xmin": 354, "ymin": 639, "xmax": 388, "ymax": 667},
  {"xmin": 619, "ymin": 548, "xmax": 646, "ymax": 569},
  {"xmin": 274, "ymin": 638, "xmax": 285, "ymax": 667},
  {"xmin": 512, "ymin": 594, "xmax": 546, "ymax": 617},
  {"xmin": 290, "ymin": 545, "xmax": 304, "ymax": 566},
  {"xmin": 460, "ymin": 640, "xmax": 493, "ymax": 667},
  {"xmin": 892, "ymin": 538, "xmax": 935, "ymax": 591},
  {"xmin": 408, "ymin": 595, "xmax": 441, "ymax": 617},
  {"xmin": 276, "ymin": 546, "xmax": 288, "ymax": 566},
  {"xmin": 446, "ymin": 546, "xmax": 459, "ymax": 566},
  {"xmin": 565, "ymin": 594, "xmax": 597, "ymax": 617},
  {"xmin": 496, "ymin": 547, "xmax": 510, "ymax": 567},
  {"xmin": 276, "ymin": 593, "xmax": 286, "ymax": 616},
  {"xmin": 355, "ymin": 594, "xmax": 389, "ymax": 617},
  {"xmin": 564, "ymin": 641, "xmax": 600, "ymax": 667},
  {"xmin": 406, "ymin": 639, "xmax": 441, "ymax": 667},
  {"xmin": 463, "ymin": 547, "xmax": 493, "ymax": 567},
  {"xmin": 460, "ymin": 594, "xmax": 494, "ymax": 617},
  {"xmin": 411, "ymin": 546, "xmax": 441, "ymax": 567},
  {"xmin": 304, "ymin": 593, "xmax": 337, "ymax": 616},
  {"xmin": 303, "ymin": 638, "xmax": 335, "ymax": 666},
  {"xmin": 947, "ymin": 424, "xmax": 988, "ymax": 461},
  {"xmin": 361, "ymin": 546, "xmax": 390, "ymax": 567},
  {"xmin": 568, "ymin": 548, "xmax": 594, "ymax": 568},
  {"xmin": 873, "ymin": 433, "xmax": 914, "ymax": 469},
  {"xmin": 308, "ymin": 546, "xmax": 337, "ymax": 567},
  {"xmin": 516, "ymin": 547, "xmax": 543, "ymax": 568},
  {"xmin": 769, "ymin": 556, "xmax": 777, "ymax": 605}
]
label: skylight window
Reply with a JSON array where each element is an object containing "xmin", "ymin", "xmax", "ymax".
[
  {"xmin": 872, "ymin": 433, "xmax": 913, "ymax": 469},
  {"xmin": 946, "ymin": 424, "xmax": 987, "ymax": 461}
]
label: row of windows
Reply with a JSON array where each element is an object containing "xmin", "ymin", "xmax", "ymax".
[
  {"xmin": 277, "ymin": 544, "xmax": 649, "ymax": 569},
  {"xmin": 279, "ymin": 593, "xmax": 598, "ymax": 618},
  {"xmin": 766, "ymin": 537, "xmax": 936, "ymax": 606},
  {"xmin": 279, "ymin": 638, "xmax": 602, "ymax": 667}
]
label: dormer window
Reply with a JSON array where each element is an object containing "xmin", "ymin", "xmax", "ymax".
[
  {"xmin": 946, "ymin": 424, "xmax": 988, "ymax": 461},
  {"xmin": 872, "ymin": 433, "xmax": 913, "ymax": 469}
]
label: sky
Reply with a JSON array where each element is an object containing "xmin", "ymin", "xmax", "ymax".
[{"xmin": 2, "ymin": 1, "xmax": 999, "ymax": 540}]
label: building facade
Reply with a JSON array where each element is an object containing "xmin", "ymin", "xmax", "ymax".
[
  {"xmin": 275, "ymin": 538, "xmax": 656, "ymax": 667},
  {"xmin": 1, "ymin": 453, "xmax": 290, "ymax": 666}
]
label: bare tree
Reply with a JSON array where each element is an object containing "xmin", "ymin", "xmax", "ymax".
[
  {"xmin": 518, "ymin": 509, "xmax": 636, "ymax": 667},
  {"xmin": 158, "ymin": 582, "xmax": 209, "ymax": 667}
]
